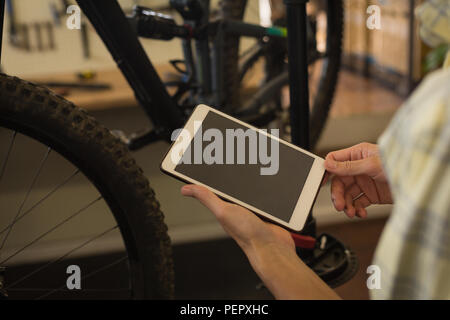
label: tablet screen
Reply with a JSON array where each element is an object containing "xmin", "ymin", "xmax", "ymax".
[{"xmin": 175, "ymin": 111, "xmax": 314, "ymax": 223}]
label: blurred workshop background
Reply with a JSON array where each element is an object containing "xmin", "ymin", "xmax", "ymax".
[{"xmin": 0, "ymin": 0, "xmax": 443, "ymax": 299}]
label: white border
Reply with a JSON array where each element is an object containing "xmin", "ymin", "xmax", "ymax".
[{"xmin": 161, "ymin": 104, "xmax": 325, "ymax": 231}]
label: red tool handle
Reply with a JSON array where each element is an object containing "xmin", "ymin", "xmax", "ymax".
[{"xmin": 291, "ymin": 233, "xmax": 316, "ymax": 249}]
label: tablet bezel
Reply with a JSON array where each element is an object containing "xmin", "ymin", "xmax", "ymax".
[{"xmin": 161, "ymin": 104, "xmax": 325, "ymax": 232}]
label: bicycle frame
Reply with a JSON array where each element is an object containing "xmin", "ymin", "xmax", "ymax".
[
  {"xmin": 76, "ymin": 0, "xmax": 184, "ymax": 135},
  {"xmin": 0, "ymin": 0, "xmax": 315, "ymax": 234},
  {"xmin": 0, "ymin": 0, "xmax": 289, "ymax": 139}
]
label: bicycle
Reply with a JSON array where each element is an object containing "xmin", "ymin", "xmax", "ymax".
[{"xmin": 0, "ymin": 0, "xmax": 343, "ymax": 299}]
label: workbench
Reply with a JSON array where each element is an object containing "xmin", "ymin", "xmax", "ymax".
[{"xmin": 25, "ymin": 65, "xmax": 176, "ymax": 111}]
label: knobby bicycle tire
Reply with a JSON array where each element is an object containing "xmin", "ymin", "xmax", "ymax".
[{"xmin": 0, "ymin": 73, "xmax": 174, "ymax": 299}]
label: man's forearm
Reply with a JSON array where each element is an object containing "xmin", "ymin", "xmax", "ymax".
[{"xmin": 245, "ymin": 243, "xmax": 341, "ymax": 300}]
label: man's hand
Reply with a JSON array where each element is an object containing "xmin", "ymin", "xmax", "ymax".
[
  {"xmin": 324, "ymin": 142, "xmax": 393, "ymax": 219},
  {"xmin": 181, "ymin": 185, "xmax": 295, "ymax": 253},
  {"xmin": 181, "ymin": 184, "xmax": 340, "ymax": 300}
]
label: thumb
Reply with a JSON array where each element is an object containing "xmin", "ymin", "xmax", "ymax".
[
  {"xmin": 181, "ymin": 184, "xmax": 226, "ymax": 216},
  {"xmin": 324, "ymin": 157, "xmax": 375, "ymax": 177}
]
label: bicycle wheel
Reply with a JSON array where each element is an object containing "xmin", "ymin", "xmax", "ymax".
[
  {"xmin": 219, "ymin": 0, "xmax": 343, "ymax": 147},
  {"xmin": 0, "ymin": 73, "xmax": 173, "ymax": 299}
]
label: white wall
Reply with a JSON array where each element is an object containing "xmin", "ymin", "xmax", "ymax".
[{"xmin": 1, "ymin": 0, "xmax": 260, "ymax": 77}]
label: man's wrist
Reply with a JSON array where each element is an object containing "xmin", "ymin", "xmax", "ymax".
[
  {"xmin": 244, "ymin": 239, "xmax": 291, "ymax": 265},
  {"xmin": 243, "ymin": 239, "xmax": 340, "ymax": 300},
  {"xmin": 244, "ymin": 241, "xmax": 297, "ymax": 283}
]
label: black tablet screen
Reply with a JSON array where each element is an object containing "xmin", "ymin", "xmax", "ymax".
[{"xmin": 175, "ymin": 111, "xmax": 314, "ymax": 223}]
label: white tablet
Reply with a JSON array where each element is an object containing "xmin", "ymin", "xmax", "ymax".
[{"xmin": 161, "ymin": 104, "xmax": 325, "ymax": 232}]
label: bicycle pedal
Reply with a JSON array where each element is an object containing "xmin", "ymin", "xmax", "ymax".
[{"xmin": 302, "ymin": 234, "xmax": 359, "ymax": 288}]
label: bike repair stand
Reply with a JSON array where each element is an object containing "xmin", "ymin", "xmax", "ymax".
[{"xmin": 284, "ymin": 0, "xmax": 358, "ymax": 288}]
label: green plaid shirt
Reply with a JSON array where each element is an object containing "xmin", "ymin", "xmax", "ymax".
[{"xmin": 371, "ymin": 64, "xmax": 450, "ymax": 299}]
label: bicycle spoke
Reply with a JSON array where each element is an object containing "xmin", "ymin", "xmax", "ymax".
[
  {"xmin": 0, "ymin": 131, "xmax": 17, "ymax": 183},
  {"xmin": 0, "ymin": 196, "xmax": 103, "ymax": 266},
  {"xmin": 0, "ymin": 169, "xmax": 80, "ymax": 238},
  {"xmin": 36, "ymin": 255, "xmax": 129, "ymax": 300},
  {"xmin": 0, "ymin": 147, "xmax": 51, "ymax": 254},
  {"xmin": 77, "ymin": 256, "xmax": 129, "ymax": 289},
  {"xmin": 5, "ymin": 225, "xmax": 119, "ymax": 290}
]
